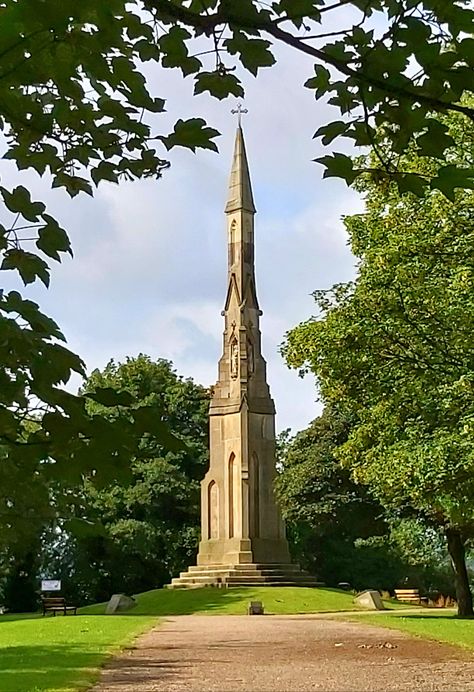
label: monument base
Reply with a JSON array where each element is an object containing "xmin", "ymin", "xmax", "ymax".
[
  {"xmin": 196, "ymin": 537, "xmax": 292, "ymax": 566},
  {"xmin": 167, "ymin": 562, "xmax": 320, "ymax": 589}
]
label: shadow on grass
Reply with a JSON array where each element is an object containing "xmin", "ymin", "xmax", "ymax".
[
  {"xmin": 0, "ymin": 613, "xmax": 43, "ymax": 624},
  {"xmin": 0, "ymin": 644, "xmax": 181, "ymax": 692}
]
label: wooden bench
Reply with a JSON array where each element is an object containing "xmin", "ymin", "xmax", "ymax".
[
  {"xmin": 41, "ymin": 597, "xmax": 77, "ymax": 616},
  {"xmin": 394, "ymin": 589, "xmax": 427, "ymax": 605}
]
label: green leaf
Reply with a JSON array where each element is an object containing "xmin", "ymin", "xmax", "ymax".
[
  {"xmin": 160, "ymin": 118, "xmax": 220, "ymax": 152},
  {"xmin": 194, "ymin": 71, "xmax": 244, "ymax": 100},
  {"xmin": 4, "ymin": 291, "xmax": 64, "ymax": 339},
  {"xmin": 277, "ymin": 0, "xmax": 321, "ymax": 21},
  {"xmin": 135, "ymin": 39, "xmax": 160, "ymax": 62},
  {"xmin": 52, "ymin": 173, "xmax": 93, "ymax": 198},
  {"xmin": 1, "ymin": 249, "xmax": 50, "ymax": 286},
  {"xmin": 160, "ymin": 26, "xmax": 201, "ymax": 76},
  {"xmin": 430, "ymin": 165, "xmax": 474, "ymax": 202},
  {"xmin": 91, "ymin": 161, "xmax": 119, "ymax": 186},
  {"xmin": 399, "ymin": 16, "xmax": 432, "ymax": 44},
  {"xmin": 459, "ymin": 37, "xmax": 474, "ymax": 67},
  {"xmin": 315, "ymin": 121, "xmax": 349, "ymax": 145},
  {"xmin": 64, "ymin": 518, "xmax": 107, "ymax": 538},
  {"xmin": 305, "ymin": 65, "xmax": 331, "ymax": 99},
  {"xmin": 0, "ymin": 223, "xmax": 7, "ymax": 251},
  {"xmin": 417, "ymin": 120, "xmax": 455, "ymax": 159},
  {"xmin": 132, "ymin": 406, "xmax": 187, "ymax": 453},
  {"xmin": 395, "ymin": 173, "xmax": 429, "ymax": 197},
  {"xmin": 315, "ymin": 153, "xmax": 358, "ymax": 185},
  {"xmin": 86, "ymin": 388, "xmax": 135, "ymax": 407},
  {"xmin": 224, "ymin": 33, "xmax": 275, "ymax": 76},
  {"xmin": 36, "ymin": 217, "xmax": 72, "ymax": 261},
  {"xmin": 1, "ymin": 186, "xmax": 46, "ymax": 221}
]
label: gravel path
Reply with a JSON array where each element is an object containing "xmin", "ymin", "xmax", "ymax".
[{"xmin": 92, "ymin": 614, "xmax": 474, "ymax": 691}]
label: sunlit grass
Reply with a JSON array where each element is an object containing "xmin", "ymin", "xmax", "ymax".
[
  {"xmin": 354, "ymin": 610, "xmax": 474, "ymax": 650},
  {"xmin": 0, "ymin": 613, "xmax": 154, "ymax": 692},
  {"xmin": 81, "ymin": 585, "xmax": 361, "ymax": 616}
]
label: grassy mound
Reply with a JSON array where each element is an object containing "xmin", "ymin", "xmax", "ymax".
[{"xmin": 81, "ymin": 585, "xmax": 360, "ymax": 616}]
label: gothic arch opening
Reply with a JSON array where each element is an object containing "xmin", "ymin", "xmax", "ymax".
[
  {"xmin": 229, "ymin": 220, "xmax": 237, "ymax": 265},
  {"xmin": 228, "ymin": 453, "xmax": 239, "ymax": 538},
  {"xmin": 251, "ymin": 452, "xmax": 260, "ymax": 537},
  {"xmin": 208, "ymin": 481, "xmax": 219, "ymax": 539}
]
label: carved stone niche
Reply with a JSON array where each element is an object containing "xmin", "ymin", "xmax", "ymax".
[{"xmin": 230, "ymin": 336, "xmax": 239, "ymax": 378}]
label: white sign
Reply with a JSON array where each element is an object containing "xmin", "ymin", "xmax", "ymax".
[{"xmin": 41, "ymin": 579, "xmax": 61, "ymax": 592}]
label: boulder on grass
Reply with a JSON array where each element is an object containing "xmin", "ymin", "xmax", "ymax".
[
  {"xmin": 355, "ymin": 590, "xmax": 385, "ymax": 610},
  {"xmin": 106, "ymin": 594, "xmax": 136, "ymax": 615}
]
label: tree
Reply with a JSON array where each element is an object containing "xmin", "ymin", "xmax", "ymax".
[
  {"xmin": 44, "ymin": 355, "xmax": 209, "ymax": 603},
  {"xmin": 2, "ymin": 0, "xmax": 474, "ymax": 553},
  {"xmin": 276, "ymin": 409, "xmax": 455, "ymax": 593},
  {"xmin": 143, "ymin": 1, "xmax": 474, "ymax": 195},
  {"xmin": 283, "ymin": 109, "xmax": 474, "ymax": 615},
  {"xmin": 275, "ymin": 407, "xmax": 391, "ymax": 588}
]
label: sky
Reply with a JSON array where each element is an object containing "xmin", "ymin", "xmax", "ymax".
[{"xmin": 1, "ymin": 34, "xmax": 366, "ymax": 434}]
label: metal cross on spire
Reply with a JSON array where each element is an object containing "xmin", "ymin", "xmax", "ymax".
[{"xmin": 231, "ymin": 103, "xmax": 248, "ymax": 126}]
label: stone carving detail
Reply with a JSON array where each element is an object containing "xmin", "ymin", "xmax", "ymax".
[{"xmin": 230, "ymin": 337, "xmax": 239, "ymax": 378}]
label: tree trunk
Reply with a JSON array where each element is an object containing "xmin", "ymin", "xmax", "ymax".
[{"xmin": 445, "ymin": 527, "xmax": 474, "ymax": 618}]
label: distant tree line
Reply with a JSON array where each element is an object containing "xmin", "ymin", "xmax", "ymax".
[{"xmin": 1, "ymin": 354, "xmax": 465, "ymax": 612}]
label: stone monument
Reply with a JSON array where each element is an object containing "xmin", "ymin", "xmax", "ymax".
[{"xmin": 169, "ymin": 118, "xmax": 316, "ymax": 588}]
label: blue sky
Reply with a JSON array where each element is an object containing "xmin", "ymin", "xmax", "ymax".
[{"xmin": 1, "ymin": 39, "xmax": 364, "ymax": 433}]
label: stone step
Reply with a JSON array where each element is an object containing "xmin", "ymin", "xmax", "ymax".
[
  {"xmin": 188, "ymin": 565, "xmax": 234, "ymax": 572},
  {"xmin": 246, "ymin": 564, "xmax": 302, "ymax": 572},
  {"xmin": 225, "ymin": 575, "xmax": 317, "ymax": 584},
  {"xmin": 225, "ymin": 581, "xmax": 320, "ymax": 587},
  {"xmin": 186, "ymin": 564, "xmax": 300, "ymax": 572},
  {"xmin": 179, "ymin": 569, "xmax": 309, "ymax": 582},
  {"xmin": 171, "ymin": 574, "xmax": 319, "ymax": 585},
  {"xmin": 168, "ymin": 579, "xmax": 322, "ymax": 589},
  {"xmin": 178, "ymin": 570, "xmax": 239, "ymax": 579}
]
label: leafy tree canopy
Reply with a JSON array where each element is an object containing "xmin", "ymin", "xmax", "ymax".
[
  {"xmin": 144, "ymin": 0, "xmax": 474, "ymax": 195},
  {"xmin": 283, "ymin": 108, "xmax": 474, "ymax": 613},
  {"xmin": 276, "ymin": 408, "xmax": 452, "ymax": 592},
  {"xmin": 43, "ymin": 355, "xmax": 209, "ymax": 603}
]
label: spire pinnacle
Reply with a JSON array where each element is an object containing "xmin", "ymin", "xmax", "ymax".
[{"xmin": 225, "ymin": 122, "xmax": 256, "ymax": 215}]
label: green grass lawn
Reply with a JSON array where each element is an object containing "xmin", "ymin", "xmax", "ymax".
[
  {"xmin": 0, "ymin": 613, "xmax": 154, "ymax": 692},
  {"xmin": 355, "ymin": 610, "xmax": 474, "ymax": 651},
  {"xmin": 81, "ymin": 585, "xmax": 361, "ymax": 616}
]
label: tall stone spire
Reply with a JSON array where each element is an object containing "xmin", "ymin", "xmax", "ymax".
[
  {"xmin": 168, "ymin": 125, "xmax": 316, "ymax": 587},
  {"xmin": 197, "ymin": 122, "xmax": 289, "ymax": 567},
  {"xmin": 225, "ymin": 126, "xmax": 256, "ymax": 215}
]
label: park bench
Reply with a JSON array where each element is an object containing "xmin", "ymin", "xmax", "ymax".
[
  {"xmin": 394, "ymin": 589, "xmax": 427, "ymax": 605},
  {"xmin": 41, "ymin": 596, "xmax": 77, "ymax": 616}
]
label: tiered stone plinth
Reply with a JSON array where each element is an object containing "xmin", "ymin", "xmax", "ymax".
[{"xmin": 167, "ymin": 563, "xmax": 320, "ymax": 589}]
